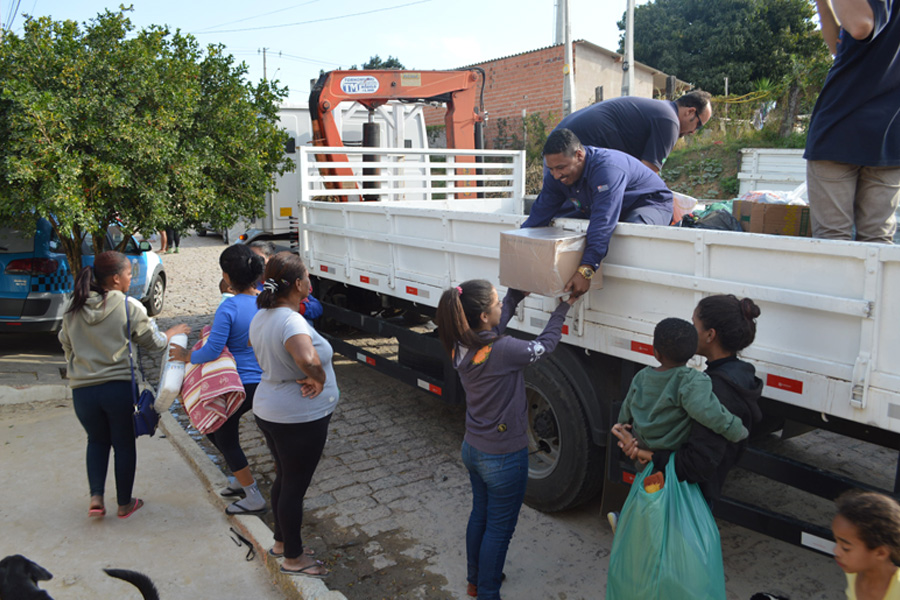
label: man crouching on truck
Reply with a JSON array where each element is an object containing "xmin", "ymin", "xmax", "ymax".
[{"xmin": 522, "ymin": 128, "xmax": 673, "ymax": 299}]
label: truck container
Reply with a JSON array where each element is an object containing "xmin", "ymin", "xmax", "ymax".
[{"xmin": 291, "ymin": 144, "xmax": 900, "ymax": 555}]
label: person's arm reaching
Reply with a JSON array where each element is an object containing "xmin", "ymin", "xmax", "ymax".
[{"xmin": 494, "ymin": 289, "xmax": 526, "ymax": 336}]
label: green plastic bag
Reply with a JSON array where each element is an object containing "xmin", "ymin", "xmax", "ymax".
[{"xmin": 606, "ymin": 455, "xmax": 726, "ymax": 600}]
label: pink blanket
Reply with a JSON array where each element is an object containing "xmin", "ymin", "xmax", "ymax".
[{"xmin": 180, "ymin": 325, "xmax": 246, "ymax": 434}]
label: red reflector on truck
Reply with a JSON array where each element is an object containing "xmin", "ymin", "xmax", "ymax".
[
  {"xmin": 562, "ymin": 325, "xmax": 569, "ymax": 335},
  {"xmin": 417, "ymin": 379, "xmax": 442, "ymax": 396},
  {"xmin": 767, "ymin": 374, "xmax": 803, "ymax": 394},
  {"xmin": 360, "ymin": 275, "xmax": 370, "ymax": 284},
  {"xmin": 406, "ymin": 286, "xmax": 418, "ymax": 295},
  {"xmin": 630, "ymin": 341, "xmax": 653, "ymax": 356}
]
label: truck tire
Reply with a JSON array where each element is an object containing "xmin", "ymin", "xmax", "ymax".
[
  {"xmin": 143, "ymin": 274, "xmax": 166, "ymax": 317},
  {"xmin": 524, "ymin": 356, "xmax": 604, "ymax": 512}
]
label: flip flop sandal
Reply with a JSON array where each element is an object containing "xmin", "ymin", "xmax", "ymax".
[
  {"xmin": 225, "ymin": 500, "xmax": 267, "ymax": 515},
  {"xmin": 280, "ymin": 561, "xmax": 329, "ymax": 579},
  {"xmin": 268, "ymin": 546, "xmax": 315, "ymax": 558},
  {"xmin": 88, "ymin": 507, "xmax": 106, "ymax": 518},
  {"xmin": 118, "ymin": 498, "xmax": 143, "ymax": 519},
  {"xmin": 219, "ymin": 484, "xmax": 245, "ymax": 497}
]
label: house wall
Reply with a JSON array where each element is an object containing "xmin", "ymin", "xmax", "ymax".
[
  {"xmin": 572, "ymin": 43, "xmax": 658, "ymax": 111},
  {"xmin": 424, "ymin": 42, "xmax": 665, "ymax": 149}
]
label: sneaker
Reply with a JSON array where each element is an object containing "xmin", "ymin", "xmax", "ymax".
[
  {"xmin": 165, "ymin": 248, "xmax": 174, "ymax": 254},
  {"xmin": 173, "ymin": 247, "xmax": 179, "ymax": 254},
  {"xmin": 607, "ymin": 511, "xmax": 619, "ymax": 535}
]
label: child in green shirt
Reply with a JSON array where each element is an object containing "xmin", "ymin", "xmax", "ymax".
[{"xmin": 618, "ymin": 317, "xmax": 748, "ymax": 455}]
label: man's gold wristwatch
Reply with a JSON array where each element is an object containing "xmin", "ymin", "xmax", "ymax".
[{"xmin": 577, "ymin": 265, "xmax": 595, "ymax": 280}]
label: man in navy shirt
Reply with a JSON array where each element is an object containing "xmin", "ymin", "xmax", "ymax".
[
  {"xmin": 555, "ymin": 92, "xmax": 712, "ymax": 173},
  {"xmin": 522, "ymin": 129, "xmax": 673, "ymax": 298},
  {"xmin": 804, "ymin": 0, "xmax": 900, "ymax": 243}
]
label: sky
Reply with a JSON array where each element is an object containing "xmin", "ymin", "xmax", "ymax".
[{"xmin": 2, "ymin": 0, "xmax": 651, "ymax": 102}]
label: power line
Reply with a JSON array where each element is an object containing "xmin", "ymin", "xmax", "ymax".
[
  {"xmin": 193, "ymin": 0, "xmax": 324, "ymax": 33},
  {"xmin": 192, "ymin": 0, "xmax": 433, "ymax": 35}
]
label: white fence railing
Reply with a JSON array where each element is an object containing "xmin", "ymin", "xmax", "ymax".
[{"xmin": 297, "ymin": 146, "xmax": 526, "ymax": 210}]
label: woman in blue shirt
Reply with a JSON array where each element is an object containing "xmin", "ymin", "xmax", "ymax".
[{"xmin": 170, "ymin": 244, "xmax": 268, "ymax": 514}]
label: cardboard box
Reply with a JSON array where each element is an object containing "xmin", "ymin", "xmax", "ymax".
[
  {"xmin": 499, "ymin": 227, "xmax": 602, "ymax": 297},
  {"xmin": 732, "ymin": 200, "xmax": 812, "ymax": 237}
]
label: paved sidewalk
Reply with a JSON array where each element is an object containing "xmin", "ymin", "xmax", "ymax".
[{"xmin": 0, "ymin": 396, "xmax": 346, "ymax": 600}]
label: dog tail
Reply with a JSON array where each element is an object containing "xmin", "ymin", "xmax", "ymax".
[{"xmin": 103, "ymin": 568, "xmax": 160, "ymax": 600}]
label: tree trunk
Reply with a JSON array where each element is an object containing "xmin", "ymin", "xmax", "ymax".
[{"xmin": 780, "ymin": 84, "xmax": 802, "ymax": 138}]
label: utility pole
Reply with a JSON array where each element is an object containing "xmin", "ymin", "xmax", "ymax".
[
  {"xmin": 621, "ymin": 0, "xmax": 635, "ymax": 97},
  {"xmin": 261, "ymin": 48, "xmax": 268, "ymax": 80},
  {"xmin": 561, "ymin": 0, "xmax": 575, "ymax": 116}
]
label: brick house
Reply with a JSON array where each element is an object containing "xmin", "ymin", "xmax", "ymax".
[{"xmin": 425, "ymin": 40, "xmax": 689, "ymax": 149}]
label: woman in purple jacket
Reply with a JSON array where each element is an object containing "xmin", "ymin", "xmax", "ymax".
[{"xmin": 436, "ymin": 280, "xmax": 574, "ymax": 600}]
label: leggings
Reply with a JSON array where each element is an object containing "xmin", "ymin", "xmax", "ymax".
[
  {"xmin": 256, "ymin": 413, "xmax": 331, "ymax": 559},
  {"xmin": 164, "ymin": 226, "xmax": 180, "ymax": 248},
  {"xmin": 206, "ymin": 382, "xmax": 256, "ymax": 473},
  {"xmin": 72, "ymin": 380, "xmax": 136, "ymax": 506}
]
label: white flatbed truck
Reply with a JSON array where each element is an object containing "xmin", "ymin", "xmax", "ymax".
[{"xmin": 292, "ymin": 145, "xmax": 900, "ymax": 555}]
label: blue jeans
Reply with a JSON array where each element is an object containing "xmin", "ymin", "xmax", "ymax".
[{"xmin": 461, "ymin": 441, "xmax": 528, "ymax": 600}]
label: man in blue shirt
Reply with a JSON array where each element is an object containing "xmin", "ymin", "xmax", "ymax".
[
  {"xmin": 555, "ymin": 92, "xmax": 712, "ymax": 173},
  {"xmin": 522, "ymin": 129, "xmax": 673, "ymax": 298},
  {"xmin": 804, "ymin": 0, "xmax": 900, "ymax": 243}
]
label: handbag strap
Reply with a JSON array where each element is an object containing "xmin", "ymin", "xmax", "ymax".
[{"xmin": 124, "ymin": 298, "xmax": 139, "ymax": 405}]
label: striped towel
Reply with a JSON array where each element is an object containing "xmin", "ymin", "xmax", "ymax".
[{"xmin": 180, "ymin": 325, "xmax": 246, "ymax": 434}]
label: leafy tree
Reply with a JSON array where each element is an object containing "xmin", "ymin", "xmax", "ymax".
[
  {"xmin": 620, "ymin": 0, "xmax": 827, "ymax": 96},
  {"xmin": 346, "ymin": 55, "xmax": 406, "ymax": 70},
  {"xmin": 0, "ymin": 9, "xmax": 292, "ymax": 271}
]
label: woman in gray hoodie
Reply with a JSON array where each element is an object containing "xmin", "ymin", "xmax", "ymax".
[{"xmin": 59, "ymin": 251, "xmax": 189, "ymax": 519}]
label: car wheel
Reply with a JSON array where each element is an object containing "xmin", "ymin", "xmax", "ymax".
[
  {"xmin": 197, "ymin": 228, "xmax": 207, "ymax": 237},
  {"xmin": 143, "ymin": 275, "xmax": 165, "ymax": 316}
]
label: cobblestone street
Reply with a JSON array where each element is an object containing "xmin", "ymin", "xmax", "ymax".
[{"xmin": 140, "ymin": 232, "xmax": 855, "ymax": 600}]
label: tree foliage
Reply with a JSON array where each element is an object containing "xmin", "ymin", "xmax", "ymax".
[
  {"xmin": 0, "ymin": 9, "xmax": 292, "ymax": 270},
  {"xmin": 347, "ymin": 55, "xmax": 406, "ymax": 70},
  {"xmin": 620, "ymin": 0, "xmax": 828, "ymax": 96}
]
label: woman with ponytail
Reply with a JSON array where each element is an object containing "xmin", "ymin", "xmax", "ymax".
[
  {"xmin": 613, "ymin": 294, "xmax": 764, "ymax": 508},
  {"xmin": 58, "ymin": 251, "xmax": 189, "ymax": 519},
  {"xmin": 169, "ymin": 244, "xmax": 267, "ymax": 515},
  {"xmin": 248, "ymin": 252, "xmax": 337, "ymax": 578},
  {"xmin": 435, "ymin": 280, "xmax": 575, "ymax": 600}
]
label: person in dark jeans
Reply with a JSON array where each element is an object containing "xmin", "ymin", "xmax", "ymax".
[
  {"xmin": 164, "ymin": 226, "xmax": 180, "ymax": 253},
  {"xmin": 170, "ymin": 244, "xmax": 267, "ymax": 514},
  {"xmin": 59, "ymin": 251, "xmax": 189, "ymax": 518},
  {"xmin": 436, "ymin": 280, "xmax": 574, "ymax": 599}
]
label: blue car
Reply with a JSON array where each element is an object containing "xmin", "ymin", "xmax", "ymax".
[{"xmin": 0, "ymin": 219, "xmax": 166, "ymax": 332}]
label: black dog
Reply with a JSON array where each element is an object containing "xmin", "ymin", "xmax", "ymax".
[
  {"xmin": 0, "ymin": 555, "xmax": 159, "ymax": 600},
  {"xmin": 0, "ymin": 555, "xmax": 53, "ymax": 600}
]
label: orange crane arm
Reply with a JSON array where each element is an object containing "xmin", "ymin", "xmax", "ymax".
[{"xmin": 308, "ymin": 69, "xmax": 485, "ymax": 200}]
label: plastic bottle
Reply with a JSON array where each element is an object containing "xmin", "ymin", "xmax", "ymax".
[{"xmin": 156, "ymin": 333, "xmax": 188, "ymax": 411}]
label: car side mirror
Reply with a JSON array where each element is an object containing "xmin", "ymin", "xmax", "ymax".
[{"xmin": 139, "ymin": 240, "xmax": 152, "ymax": 252}]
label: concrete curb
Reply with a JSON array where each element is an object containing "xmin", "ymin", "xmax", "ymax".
[
  {"xmin": 0, "ymin": 384, "xmax": 71, "ymax": 404},
  {"xmin": 159, "ymin": 410, "xmax": 348, "ymax": 600}
]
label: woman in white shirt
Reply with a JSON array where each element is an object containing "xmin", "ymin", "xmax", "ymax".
[{"xmin": 249, "ymin": 252, "xmax": 339, "ymax": 578}]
